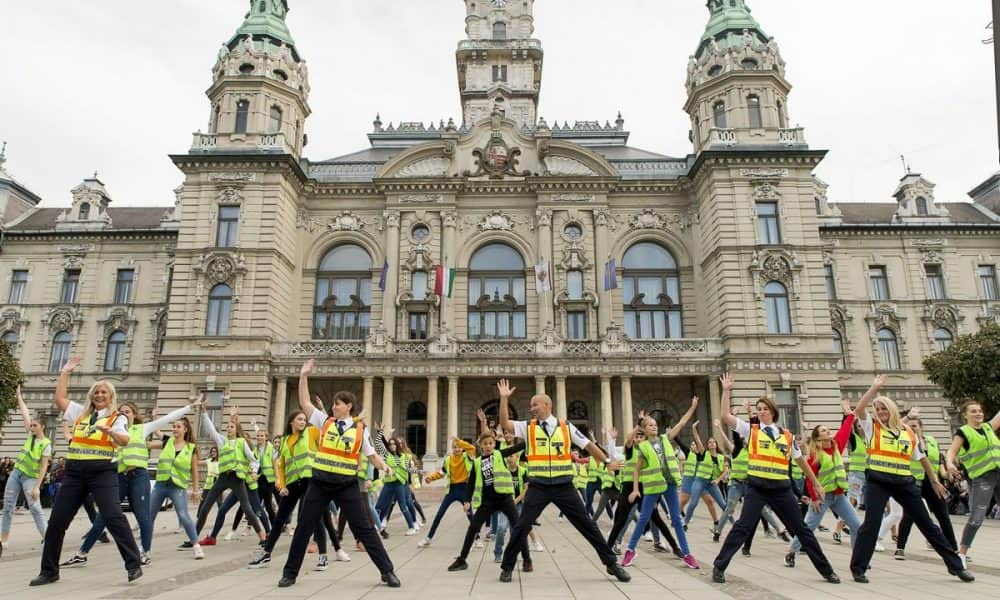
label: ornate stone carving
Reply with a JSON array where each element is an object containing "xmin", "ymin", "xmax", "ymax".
[
  {"xmin": 544, "ymin": 156, "xmax": 595, "ymax": 177},
  {"xmin": 193, "ymin": 251, "xmax": 248, "ymax": 302},
  {"xmin": 762, "ymin": 256, "xmax": 791, "ymax": 283},
  {"xmin": 535, "ymin": 209, "xmax": 552, "ymax": 228},
  {"xmin": 295, "ymin": 208, "xmax": 320, "ymax": 232},
  {"xmin": 464, "ymin": 133, "xmax": 530, "ymax": 179},
  {"xmin": 749, "ymin": 249, "xmax": 803, "ymax": 299},
  {"xmin": 398, "ymin": 194, "xmax": 443, "ymax": 204},
  {"xmin": 328, "ymin": 211, "xmax": 368, "ymax": 232},
  {"xmin": 477, "ymin": 210, "xmax": 515, "ymax": 232},
  {"xmin": 217, "ymin": 187, "xmax": 243, "ymax": 205},
  {"xmin": 44, "ymin": 307, "xmax": 79, "ymax": 334},
  {"xmin": 741, "ymin": 168, "xmax": 789, "ymax": 179},
  {"xmin": 442, "ymin": 211, "xmax": 458, "ymax": 229},
  {"xmin": 205, "ymin": 255, "xmax": 237, "ymax": 284},
  {"xmin": 396, "ymin": 157, "xmax": 450, "ymax": 178},
  {"xmin": 209, "ymin": 172, "xmax": 255, "ymax": 182},
  {"xmin": 629, "ymin": 208, "xmax": 682, "ymax": 231},
  {"xmin": 752, "ymin": 180, "xmax": 781, "ymax": 201},
  {"xmin": 594, "ymin": 209, "xmax": 623, "ymax": 232},
  {"xmin": 552, "ymin": 194, "xmax": 594, "ymax": 203}
]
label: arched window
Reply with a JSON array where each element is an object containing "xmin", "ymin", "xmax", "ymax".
[
  {"xmin": 740, "ymin": 57, "xmax": 759, "ymax": 69},
  {"xmin": 78, "ymin": 202, "xmax": 90, "ymax": 220},
  {"xmin": 493, "ymin": 21, "xmax": 507, "ymax": 40},
  {"xmin": 467, "ymin": 243, "xmax": 527, "ymax": 340},
  {"xmin": 411, "ymin": 270, "xmax": 428, "ymax": 301},
  {"xmin": 764, "ymin": 281, "xmax": 791, "ymax": 334},
  {"xmin": 622, "ymin": 242, "xmax": 682, "ymax": 339},
  {"xmin": 713, "ymin": 101, "xmax": 727, "ymax": 128},
  {"xmin": 877, "ymin": 328, "xmax": 901, "ymax": 370},
  {"xmin": 832, "ymin": 329, "xmax": 846, "ymax": 369},
  {"xmin": 268, "ymin": 105, "xmax": 282, "ymax": 134},
  {"xmin": 104, "ymin": 330, "xmax": 127, "ymax": 372},
  {"xmin": 915, "ymin": 196, "xmax": 929, "ymax": 216},
  {"xmin": 49, "ymin": 331, "xmax": 71, "ymax": 372},
  {"xmin": 235, "ymin": 99, "xmax": 250, "ymax": 134},
  {"xmin": 934, "ymin": 328, "xmax": 953, "ymax": 352},
  {"xmin": 206, "ymin": 284, "xmax": 233, "ymax": 336},
  {"xmin": 747, "ymin": 95, "xmax": 763, "ymax": 129},
  {"xmin": 2, "ymin": 331, "xmax": 18, "ymax": 354},
  {"xmin": 314, "ymin": 245, "xmax": 373, "ymax": 340}
]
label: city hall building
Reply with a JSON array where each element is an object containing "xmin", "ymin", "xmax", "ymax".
[{"xmin": 2, "ymin": 0, "xmax": 999, "ymax": 464}]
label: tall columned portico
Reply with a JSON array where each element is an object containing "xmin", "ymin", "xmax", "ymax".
[
  {"xmin": 447, "ymin": 376, "xmax": 459, "ymax": 439},
  {"xmin": 600, "ymin": 376, "xmax": 613, "ymax": 433},
  {"xmin": 425, "ymin": 376, "xmax": 440, "ymax": 459},
  {"xmin": 555, "ymin": 376, "xmax": 568, "ymax": 420},
  {"xmin": 620, "ymin": 376, "xmax": 633, "ymax": 430},
  {"xmin": 381, "ymin": 376, "xmax": 394, "ymax": 429}
]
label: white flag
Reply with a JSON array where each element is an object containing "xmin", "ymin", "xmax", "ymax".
[{"xmin": 534, "ymin": 262, "xmax": 552, "ymax": 293}]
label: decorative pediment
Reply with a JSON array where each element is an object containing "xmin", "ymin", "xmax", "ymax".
[
  {"xmin": 193, "ymin": 251, "xmax": 247, "ymax": 302},
  {"xmin": 752, "ymin": 180, "xmax": 781, "ymax": 201},
  {"xmin": 0, "ymin": 309, "xmax": 28, "ymax": 338},
  {"xmin": 403, "ymin": 244, "xmax": 434, "ymax": 273},
  {"xmin": 749, "ymin": 249, "xmax": 803, "ymax": 299},
  {"xmin": 475, "ymin": 210, "xmax": 517, "ymax": 232},
  {"xmin": 44, "ymin": 306, "xmax": 81, "ymax": 335},
  {"xmin": 544, "ymin": 156, "xmax": 595, "ymax": 177},
  {"xmin": 396, "ymin": 157, "xmax": 451, "ymax": 178},
  {"xmin": 629, "ymin": 209, "xmax": 683, "ymax": 232},
  {"xmin": 97, "ymin": 308, "xmax": 138, "ymax": 355},
  {"xmin": 866, "ymin": 303, "xmax": 904, "ymax": 336},
  {"xmin": 829, "ymin": 304, "xmax": 852, "ymax": 331},
  {"xmin": 328, "ymin": 211, "xmax": 368, "ymax": 232},
  {"xmin": 465, "ymin": 132, "xmax": 529, "ymax": 179},
  {"xmin": 923, "ymin": 302, "xmax": 963, "ymax": 332}
]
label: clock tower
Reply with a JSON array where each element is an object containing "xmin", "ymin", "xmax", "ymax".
[{"xmin": 457, "ymin": 0, "xmax": 542, "ymax": 128}]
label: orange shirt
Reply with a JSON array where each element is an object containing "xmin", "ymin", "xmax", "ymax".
[{"xmin": 427, "ymin": 438, "xmax": 476, "ymax": 484}]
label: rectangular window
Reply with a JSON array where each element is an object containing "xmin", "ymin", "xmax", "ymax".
[
  {"xmin": 924, "ymin": 265, "xmax": 945, "ymax": 300},
  {"xmin": 491, "ymin": 65, "xmax": 508, "ymax": 82},
  {"xmin": 8, "ymin": 270, "xmax": 27, "ymax": 304},
  {"xmin": 203, "ymin": 389, "xmax": 226, "ymax": 430},
  {"xmin": 868, "ymin": 266, "xmax": 889, "ymax": 301},
  {"xmin": 61, "ymin": 269, "xmax": 81, "ymax": 304},
  {"xmin": 773, "ymin": 389, "xmax": 800, "ymax": 434},
  {"xmin": 217, "ymin": 206, "xmax": 240, "ymax": 247},
  {"xmin": 114, "ymin": 269, "xmax": 135, "ymax": 304},
  {"xmin": 756, "ymin": 201, "xmax": 781, "ymax": 244},
  {"xmin": 566, "ymin": 311, "xmax": 587, "ymax": 340},
  {"xmin": 824, "ymin": 265, "xmax": 837, "ymax": 300},
  {"xmin": 408, "ymin": 313, "xmax": 428, "ymax": 340},
  {"xmin": 979, "ymin": 265, "xmax": 999, "ymax": 300}
]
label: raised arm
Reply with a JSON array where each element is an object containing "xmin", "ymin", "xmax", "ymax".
[
  {"xmin": 298, "ymin": 359, "xmax": 317, "ymax": 419},
  {"xmin": 691, "ymin": 421, "xmax": 705, "ymax": 453},
  {"xmin": 714, "ymin": 420, "xmax": 733, "ymax": 454},
  {"xmin": 200, "ymin": 412, "xmax": 226, "ymax": 449},
  {"xmin": 990, "ymin": 408, "xmax": 1000, "ymax": 432},
  {"xmin": 142, "ymin": 396, "xmax": 200, "ymax": 437},
  {"xmin": 667, "ymin": 395, "xmax": 699, "ymax": 440},
  {"xmin": 497, "ymin": 379, "xmax": 515, "ymax": 434},
  {"xmin": 853, "ymin": 374, "xmax": 887, "ymax": 420},
  {"xmin": 719, "ymin": 373, "xmax": 737, "ymax": 429},
  {"xmin": 16, "ymin": 385, "xmax": 31, "ymax": 433},
  {"xmin": 53, "ymin": 356, "xmax": 81, "ymax": 413},
  {"xmin": 476, "ymin": 408, "xmax": 488, "ymax": 436},
  {"xmin": 624, "ymin": 424, "xmax": 641, "ymax": 449}
]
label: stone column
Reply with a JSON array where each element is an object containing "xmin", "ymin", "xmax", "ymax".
[
  {"xmin": 270, "ymin": 377, "xmax": 287, "ymax": 436},
  {"xmin": 594, "ymin": 209, "xmax": 612, "ymax": 333},
  {"xmin": 555, "ymin": 376, "xmax": 568, "ymax": 420},
  {"xmin": 447, "ymin": 376, "xmax": 460, "ymax": 439},
  {"xmin": 381, "ymin": 376, "xmax": 394, "ymax": 429},
  {"xmin": 708, "ymin": 375, "xmax": 721, "ymax": 442},
  {"xmin": 600, "ymin": 375, "xmax": 613, "ymax": 432},
  {"xmin": 536, "ymin": 209, "xmax": 554, "ymax": 332},
  {"xmin": 362, "ymin": 376, "xmax": 374, "ymax": 417},
  {"xmin": 425, "ymin": 376, "xmax": 440, "ymax": 459},
  {"xmin": 440, "ymin": 211, "xmax": 458, "ymax": 334},
  {"xmin": 620, "ymin": 376, "xmax": 633, "ymax": 428},
  {"xmin": 381, "ymin": 211, "xmax": 401, "ymax": 338},
  {"xmin": 534, "ymin": 375, "xmax": 546, "ymax": 396}
]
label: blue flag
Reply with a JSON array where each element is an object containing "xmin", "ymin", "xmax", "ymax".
[
  {"xmin": 378, "ymin": 259, "xmax": 389, "ymax": 292},
  {"xmin": 604, "ymin": 258, "xmax": 618, "ymax": 291}
]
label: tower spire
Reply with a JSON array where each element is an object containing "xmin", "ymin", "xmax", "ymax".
[
  {"xmin": 227, "ymin": 0, "xmax": 298, "ymax": 59},
  {"xmin": 0, "ymin": 141, "xmax": 7, "ymax": 174}
]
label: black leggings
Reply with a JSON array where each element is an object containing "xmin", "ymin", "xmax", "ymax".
[
  {"xmin": 592, "ymin": 487, "xmax": 619, "ymax": 522},
  {"xmin": 897, "ymin": 476, "xmax": 957, "ymax": 551},
  {"xmin": 262, "ymin": 478, "xmax": 329, "ymax": 553},
  {"xmin": 606, "ymin": 484, "xmax": 678, "ymax": 553},
  {"xmin": 461, "ymin": 493, "xmax": 529, "ymax": 562},
  {"xmin": 195, "ymin": 471, "xmax": 263, "ymax": 535}
]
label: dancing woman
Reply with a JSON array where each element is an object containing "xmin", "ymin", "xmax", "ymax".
[
  {"xmin": 682, "ymin": 421, "xmax": 728, "ymax": 530},
  {"xmin": 1, "ymin": 386, "xmax": 51, "ymax": 557},
  {"xmin": 148, "ymin": 414, "xmax": 203, "ymax": 558}
]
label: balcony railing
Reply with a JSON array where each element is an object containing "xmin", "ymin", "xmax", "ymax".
[
  {"xmin": 563, "ymin": 340, "xmax": 601, "ymax": 355},
  {"xmin": 457, "ymin": 39, "xmax": 542, "ymax": 52},
  {"xmin": 275, "ymin": 341, "xmax": 365, "ymax": 357},
  {"xmin": 394, "ymin": 340, "xmax": 429, "ymax": 356},
  {"xmin": 625, "ymin": 339, "xmax": 718, "ymax": 355},
  {"xmin": 190, "ymin": 131, "xmax": 294, "ymax": 154},
  {"xmin": 778, "ymin": 128, "xmax": 806, "ymax": 145},
  {"xmin": 457, "ymin": 340, "xmax": 536, "ymax": 356},
  {"xmin": 707, "ymin": 128, "xmax": 737, "ymax": 146}
]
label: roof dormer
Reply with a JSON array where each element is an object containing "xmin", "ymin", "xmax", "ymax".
[{"xmin": 892, "ymin": 172, "xmax": 950, "ymax": 222}]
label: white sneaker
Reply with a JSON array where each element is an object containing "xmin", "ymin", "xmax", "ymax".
[
  {"xmin": 644, "ymin": 532, "xmax": 653, "ymax": 542},
  {"xmin": 533, "ymin": 541, "xmax": 545, "ymax": 552},
  {"xmin": 224, "ymin": 530, "xmax": 236, "ymax": 541},
  {"xmin": 193, "ymin": 544, "xmax": 205, "ymax": 560},
  {"xmin": 418, "ymin": 537, "xmax": 432, "ymax": 548},
  {"xmin": 381, "ymin": 518, "xmax": 388, "ymax": 528},
  {"xmin": 405, "ymin": 528, "xmax": 418, "ymax": 536},
  {"xmin": 474, "ymin": 539, "xmax": 484, "ymax": 548},
  {"xmin": 335, "ymin": 549, "xmax": 351, "ymax": 562},
  {"xmin": 874, "ymin": 542, "xmax": 885, "ymax": 552}
]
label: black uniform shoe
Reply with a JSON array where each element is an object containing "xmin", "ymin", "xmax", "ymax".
[
  {"xmin": 948, "ymin": 569, "xmax": 975, "ymax": 582},
  {"xmin": 379, "ymin": 529, "xmax": 390, "ymax": 539},
  {"xmin": 712, "ymin": 532, "xmax": 720, "ymax": 543},
  {"xmin": 741, "ymin": 547, "xmax": 751, "ymax": 557},
  {"xmin": 779, "ymin": 531, "xmax": 792, "ymax": 543},
  {"xmin": 851, "ymin": 571, "xmax": 869, "ymax": 583},
  {"xmin": 784, "ymin": 552, "xmax": 795, "ymax": 568},
  {"xmin": 606, "ymin": 563, "xmax": 631, "ymax": 582},
  {"xmin": 823, "ymin": 572, "xmax": 841, "ymax": 584},
  {"xmin": 178, "ymin": 541, "xmax": 194, "ymax": 549},
  {"xmin": 29, "ymin": 574, "xmax": 60, "ymax": 587},
  {"xmin": 712, "ymin": 568, "xmax": 725, "ymax": 584},
  {"xmin": 522, "ymin": 561, "xmax": 533, "ymax": 573},
  {"xmin": 99, "ymin": 533, "xmax": 110, "ymax": 544},
  {"xmin": 447, "ymin": 558, "xmax": 468, "ymax": 572},
  {"xmin": 499, "ymin": 570, "xmax": 512, "ymax": 583},
  {"xmin": 382, "ymin": 572, "xmax": 401, "ymax": 587},
  {"xmin": 277, "ymin": 577, "xmax": 296, "ymax": 588},
  {"xmin": 127, "ymin": 567, "xmax": 143, "ymax": 582}
]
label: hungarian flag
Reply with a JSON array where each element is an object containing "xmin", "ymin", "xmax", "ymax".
[
  {"xmin": 603, "ymin": 257, "xmax": 618, "ymax": 291},
  {"xmin": 435, "ymin": 264, "xmax": 456, "ymax": 298},
  {"xmin": 534, "ymin": 261, "xmax": 552, "ymax": 293}
]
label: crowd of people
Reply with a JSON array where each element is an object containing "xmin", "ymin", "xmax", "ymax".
[{"xmin": 2, "ymin": 359, "xmax": 999, "ymax": 590}]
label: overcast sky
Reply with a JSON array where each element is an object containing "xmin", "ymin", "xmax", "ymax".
[{"xmin": 1, "ymin": 1, "xmax": 995, "ymax": 208}]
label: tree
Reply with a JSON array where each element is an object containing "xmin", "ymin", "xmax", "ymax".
[
  {"xmin": 0, "ymin": 340, "xmax": 24, "ymax": 431},
  {"xmin": 924, "ymin": 321, "xmax": 1000, "ymax": 415}
]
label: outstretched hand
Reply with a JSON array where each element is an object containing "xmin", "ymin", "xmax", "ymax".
[
  {"xmin": 61, "ymin": 356, "xmax": 82, "ymax": 374},
  {"xmin": 497, "ymin": 379, "xmax": 515, "ymax": 400},
  {"xmin": 719, "ymin": 372, "xmax": 734, "ymax": 390},
  {"xmin": 300, "ymin": 359, "xmax": 316, "ymax": 377}
]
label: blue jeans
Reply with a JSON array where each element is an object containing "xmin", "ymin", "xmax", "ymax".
[
  {"xmin": 494, "ymin": 506, "xmax": 518, "ymax": 558},
  {"xmin": 150, "ymin": 481, "xmax": 198, "ymax": 543},
  {"xmin": 81, "ymin": 468, "xmax": 152, "ymax": 553},
  {"xmin": 660, "ymin": 484, "xmax": 690, "ymax": 556},
  {"xmin": 684, "ymin": 477, "xmax": 727, "ymax": 526},
  {"xmin": 2, "ymin": 468, "xmax": 47, "ymax": 537},
  {"xmin": 627, "ymin": 492, "xmax": 663, "ymax": 551},
  {"xmin": 427, "ymin": 486, "xmax": 469, "ymax": 539},
  {"xmin": 584, "ymin": 481, "xmax": 601, "ymax": 517},
  {"xmin": 791, "ymin": 493, "xmax": 861, "ymax": 552},
  {"xmin": 375, "ymin": 482, "xmax": 415, "ymax": 528}
]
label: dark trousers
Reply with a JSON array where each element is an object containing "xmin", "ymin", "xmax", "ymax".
[
  {"xmin": 897, "ymin": 476, "xmax": 957, "ymax": 551},
  {"xmin": 426, "ymin": 486, "xmax": 470, "ymax": 539},
  {"xmin": 606, "ymin": 484, "xmax": 678, "ymax": 552},
  {"xmin": 460, "ymin": 493, "xmax": 529, "ymax": 562},
  {"xmin": 584, "ymin": 481, "xmax": 601, "ymax": 517},
  {"xmin": 502, "ymin": 481, "xmax": 615, "ymax": 571},
  {"xmin": 282, "ymin": 475, "xmax": 394, "ymax": 579},
  {"xmin": 40, "ymin": 461, "xmax": 141, "ymax": 578},
  {"xmin": 213, "ymin": 487, "xmax": 270, "ymax": 537},
  {"xmin": 850, "ymin": 475, "xmax": 963, "ymax": 574},
  {"xmin": 257, "ymin": 476, "xmax": 277, "ymax": 524},
  {"xmin": 82, "ymin": 494, "xmax": 98, "ymax": 522},
  {"xmin": 713, "ymin": 481, "xmax": 833, "ymax": 576},
  {"xmin": 592, "ymin": 487, "xmax": 618, "ymax": 522},
  {"xmin": 263, "ymin": 479, "xmax": 326, "ymax": 553},
  {"xmin": 195, "ymin": 471, "xmax": 263, "ymax": 535}
]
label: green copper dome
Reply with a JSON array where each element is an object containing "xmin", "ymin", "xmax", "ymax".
[
  {"xmin": 696, "ymin": 0, "xmax": 768, "ymax": 57},
  {"xmin": 226, "ymin": 0, "xmax": 299, "ymax": 59}
]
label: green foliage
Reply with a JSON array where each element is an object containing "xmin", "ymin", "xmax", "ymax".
[
  {"xmin": 924, "ymin": 322, "xmax": 1000, "ymax": 415},
  {"xmin": 0, "ymin": 341, "xmax": 24, "ymax": 431}
]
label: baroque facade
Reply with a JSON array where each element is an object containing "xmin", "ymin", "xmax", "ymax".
[{"xmin": 1, "ymin": 0, "xmax": 999, "ymax": 463}]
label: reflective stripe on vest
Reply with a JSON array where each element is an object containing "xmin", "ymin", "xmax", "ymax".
[
  {"xmin": 357, "ymin": 451, "xmax": 369, "ymax": 481},
  {"xmin": 849, "ymin": 432, "xmax": 868, "ymax": 472},
  {"xmin": 385, "ymin": 453, "xmax": 408, "ymax": 484},
  {"xmin": 730, "ymin": 447, "xmax": 749, "ymax": 481},
  {"xmin": 156, "ymin": 440, "xmax": 195, "ymax": 489},
  {"xmin": 314, "ymin": 420, "xmax": 363, "ymax": 477},
  {"xmin": 747, "ymin": 425, "xmax": 793, "ymax": 481},
  {"xmin": 218, "ymin": 438, "xmax": 248, "ymax": 478},
  {"xmin": 472, "ymin": 452, "xmax": 515, "ymax": 509},
  {"xmin": 257, "ymin": 442, "xmax": 275, "ymax": 483},
  {"xmin": 573, "ymin": 463, "xmax": 588, "ymax": 488},
  {"xmin": 695, "ymin": 453, "xmax": 717, "ymax": 480},
  {"xmin": 867, "ymin": 422, "xmax": 916, "ymax": 477},
  {"xmin": 911, "ymin": 435, "xmax": 940, "ymax": 481},
  {"xmin": 637, "ymin": 439, "xmax": 669, "ymax": 495},
  {"xmin": 526, "ymin": 419, "xmax": 574, "ymax": 483},
  {"xmin": 282, "ymin": 429, "xmax": 316, "ymax": 485},
  {"xmin": 817, "ymin": 448, "xmax": 848, "ymax": 492},
  {"xmin": 67, "ymin": 411, "xmax": 120, "ymax": 461},
  {"xmin": 118, "ymin": 424, "xmax": 150, "ymax": 473},
  {"xmin": 587, "ymin": 457, "xmax": 602, "ymax": 483},
  {"xmin": 958, "ymin": 424, "xmax": 1000, "ymax": 480},
  {"xmin": 14, "ymin": 437, "xmax": 50, "ymax": 478},
  {"xmin": 683, "ymin": 450, "xmax": 698, "ymax": 477}
]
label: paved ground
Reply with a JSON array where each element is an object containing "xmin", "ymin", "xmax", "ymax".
[{"xmin": 1, "ymin": 491, "xmax": 999, "ymax": 600}]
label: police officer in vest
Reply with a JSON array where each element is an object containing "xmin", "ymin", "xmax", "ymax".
[
  {"xmin": 497, "ymin": 379, "xmax": 631, "ymax": 583},
  {"xmin": 277, "ymin": 359, "xmax": 401, "ymax": 588}
]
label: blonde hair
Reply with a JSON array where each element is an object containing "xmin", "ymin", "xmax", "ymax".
[
  {"xmin": 872, "ymin": 395, "xmax": 904, "ymax": 431},
  {"xmin": 82, "ymin": 380, "xmax": 118, "ymax": 418}
]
